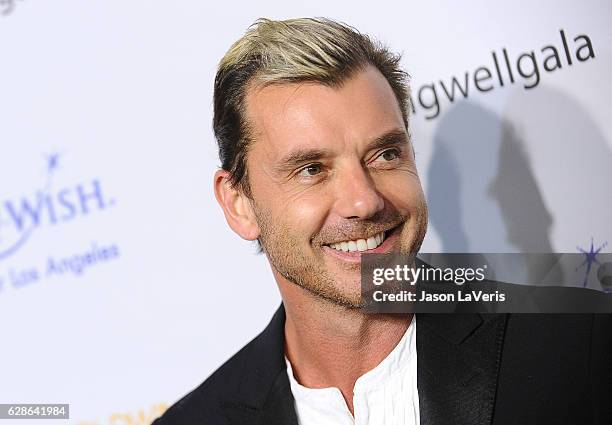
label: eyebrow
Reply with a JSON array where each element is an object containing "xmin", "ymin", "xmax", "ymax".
[
  {"xmin": 366, "ymin": 129, "xmax": 410, "ymax": 152},
  {"xmin": 274, "ymin": 148, "xmax": 332, "ymax": 174},
  {"xmin": 274, "ymin": 129, "xmax": 410, "ymax": 175}
]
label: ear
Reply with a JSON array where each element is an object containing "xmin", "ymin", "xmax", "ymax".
[{"xmin": 214, "ymin": 170, "xmax": 260, "ymax": 240}]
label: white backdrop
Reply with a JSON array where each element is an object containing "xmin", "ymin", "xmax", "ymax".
[{"xmin": 1, "ymin": 1, "xmax": 610, "ymax": 423}]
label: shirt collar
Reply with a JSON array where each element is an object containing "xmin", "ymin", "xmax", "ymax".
[{"xmin": 285, "ymin": 315, "xmax": 417, "ymax": 398}]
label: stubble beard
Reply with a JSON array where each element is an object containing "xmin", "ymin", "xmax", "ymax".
[{"xmin": 251, "ymin": 198, "xmax": 429, "ymax": 309}]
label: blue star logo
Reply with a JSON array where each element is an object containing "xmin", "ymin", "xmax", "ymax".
[
  {"xmin": 576, "ymin": 238, "xmax": 608, "ymax": 288},
  {"xmin": 45, "ymin": 152, "xmax": 60, "ymax": 174}
]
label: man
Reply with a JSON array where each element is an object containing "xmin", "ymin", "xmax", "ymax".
[{"xmin": 155, "ymin": 18, "xmax": 611, "ymax": 425}]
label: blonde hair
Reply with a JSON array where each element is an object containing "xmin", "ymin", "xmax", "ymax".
[{"xmin": 214, "ymin": 17, "xmax": 411, "ymax": 194}]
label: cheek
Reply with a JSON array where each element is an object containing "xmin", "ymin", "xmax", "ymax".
[
  {"xmin": 284, "ymin": 192, "xmax": 331, "ymax": 238},
  {"xmin": 250, "ymin": 175, "xmax": 327, "ymax": 230},
  {"xmin": 250, "ymin": 172, "xmax": 332, "ymax": 242},
  {"xmin": 377, "ymin": 173, "xmax": 426, "ymax": 213}
]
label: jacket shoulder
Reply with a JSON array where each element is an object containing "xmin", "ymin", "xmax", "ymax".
[
  {"xmin": 153, "ymin": 334, "xmax": 262, "ymax": 425},
  {"xmin": 153, "ymin": 306, "xmax": 287, "ymax": 425}
]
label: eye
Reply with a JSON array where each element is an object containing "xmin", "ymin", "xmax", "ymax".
[
  {"xmin": 374, "ymin": 148, "xmax": 401, "ymax": 163},
  {"xmin": 297, "ymin": 164, "xmax": 322, "ymax": 177}
]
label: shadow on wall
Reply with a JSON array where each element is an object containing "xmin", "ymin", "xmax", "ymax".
[
  {"xmin": 427, "ymin": 85, "xmax": 612, "ymax": 255},
  {"xmin": 427, "ymin": 101, "xmax": 551, "ymax": 253},
  {"xmin": 504, "ymin": 85, "xmax": 612, "ymax": 253},
  {"xmin": 488, "ymin": 124, "xmax": 554, "ymax": 253}
]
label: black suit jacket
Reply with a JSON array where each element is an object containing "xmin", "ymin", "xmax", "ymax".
[{"xmin": 154, "ymin": 307, "xmax": 612, "ymax": 425}]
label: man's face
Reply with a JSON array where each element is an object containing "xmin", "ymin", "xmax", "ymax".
[{"xmin": 243, "ymin": 65, "xmax": 428, "ymax": 307}]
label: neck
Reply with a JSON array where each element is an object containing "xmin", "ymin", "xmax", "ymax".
[{"xmin": 279, "ymin": 276, "xmax": 412, "ymax": 415}]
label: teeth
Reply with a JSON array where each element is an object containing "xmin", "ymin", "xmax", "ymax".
[
  {"xmin": 356, "ymin": 239, "xmax": 367, "ymax": 251},
  {"xmin": 328, "ymin": 231, "xmax": 386, "ymax": 253}
]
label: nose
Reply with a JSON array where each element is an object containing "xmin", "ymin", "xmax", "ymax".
[{"xmin": 333, "ymin": 165, "xmax": 385, "ymax": 219}]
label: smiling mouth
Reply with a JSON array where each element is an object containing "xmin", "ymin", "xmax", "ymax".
[{"xmin": 324, "ymin": 225, "xmax": 401, "ymax": 253}]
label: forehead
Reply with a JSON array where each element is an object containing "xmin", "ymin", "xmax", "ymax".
[{"xmin": 244, "ymin": 66, "xmax": 406, "ymax": 159}]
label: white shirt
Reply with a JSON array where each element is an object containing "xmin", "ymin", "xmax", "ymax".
[{"xmin": 285, "ymin": 316, "xmax": 419, "ymax": 425}]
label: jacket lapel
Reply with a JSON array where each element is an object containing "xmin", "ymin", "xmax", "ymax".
[
  {"xmin": 221, "ymin": 372, "xmax": 297, "ymax": 425},
  {"xmin": 417, "ymin": 313, "xmax": 507, "ymax": 425},
  {"xmin": 221, "ymin": 305, "xmax": 299, "ymax": 425},
  {"xmin": 257, "ymin": 371, "xmax": 300, "ymax": 425}
]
